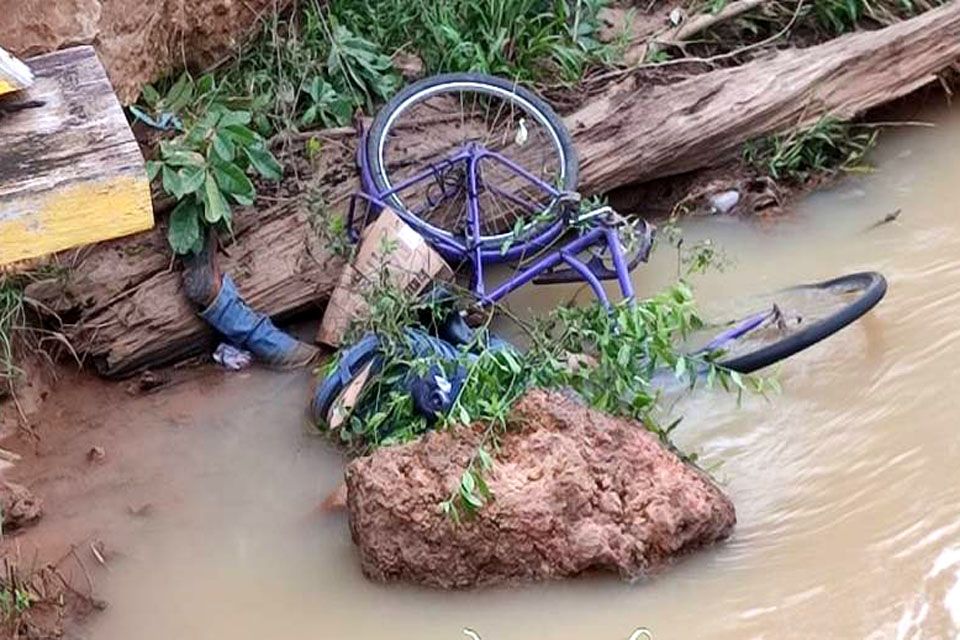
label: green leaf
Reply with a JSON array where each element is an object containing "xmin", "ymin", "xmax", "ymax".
[
  {"xmin": 202, "ymin": 175, "xmax": 231, "ymax": 224},
  {"xmin": 140, "ymin": 84, "xmax": 161, "ymax": 108},
  {"xmin": 168, "ymin": 199, "xmax": 201, "ymax": 255},
  {"xmin": 217, "ymin": 110, "xmax": 252, "ymax": 128},
  {"xmin": 177, "ymin": 166, "xmax": 205, "ymax": 195},
  {"xmin": 162, "ymin": 165, "xmax": 185, "ymax": 199},
  {"xmin": 145, "ymin": 161, "xmax": 161, "ymax": 182},
  {"xmin": 163, "ymin": 73, "xmax": 193, "ymax": 113},
  {"xmin": 162, "ymin": 149, "xmax": 206, "ymax": 168},
  {"xmin": 222, "ymin": 124, "xmax": 260, "ymax": 146},
  {"xmin": 460, "ymin": 471, "xmax": 476, "ymax": 495},
  {"xmin": 212, "ymin": 133, "xmax": 236, "ymax": 162},
  {"xmin": 213, "ymin": 162, "xmax": 255, "ymax": 205},
  {"xmin": 477, "ymin": 447, "xmax": 493, "ymax": 471},
  {"xmin": 245, "ymin": 147, "xmax": 283, "ymax": 181}
]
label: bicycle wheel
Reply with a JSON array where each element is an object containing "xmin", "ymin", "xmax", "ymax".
[
  {"xmin": 689, "ymin": 272, "xmax": 887, "ymax": 373},
  {"xmin": 365, "ymin": 73, "xmax": 578, "ymax": 246}
]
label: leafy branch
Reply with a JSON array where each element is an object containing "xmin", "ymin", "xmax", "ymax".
[{"xmin": 146, "ymin": 105, "xmax": 283, "ymax": 254}]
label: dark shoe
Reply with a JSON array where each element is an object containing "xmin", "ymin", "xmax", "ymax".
[{"xmin": 182, "ymin": 231, "xmax": 221, "ymax": 309}]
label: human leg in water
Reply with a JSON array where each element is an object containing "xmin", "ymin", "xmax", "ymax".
[{"xmin": 181, "ymin": 231, "xmax": 319, "ymax": 369}]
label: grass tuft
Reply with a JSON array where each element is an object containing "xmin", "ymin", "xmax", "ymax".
[{"xmin": 743, "ymin": 116, "xmax": 878, "ymax": 182}]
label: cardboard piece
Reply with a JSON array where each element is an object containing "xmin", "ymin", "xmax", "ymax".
[{"xmin": 317, "ymin": 208, "xmax": 452, "ymax": 347}]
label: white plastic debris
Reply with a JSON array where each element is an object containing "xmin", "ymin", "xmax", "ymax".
[
  {"xmin": 0, "ymin": 47, "xmax": 33, "ymax": 94},
  {"xmin": 515, "ymin": 118, "xmax": 528, "ymax": 146},
  {"xmin": 669, "ymin": 7, "xmax": 684, "ymax": 26},
  {"xmin": 709, "ymin": 190, "xmax": 741, "ymax": 214},
  {"xmin": 213, "ymin": 343, "xmax": 253, "ymax": 371}
]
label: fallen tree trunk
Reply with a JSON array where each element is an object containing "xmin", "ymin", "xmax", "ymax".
[
  {"xmin": 571, "ymin": 0, "xmax": 960, "ymax": 194},
  {"xmin": 27, "ymin": 2, "xmax": 960, "ymax": 376}
]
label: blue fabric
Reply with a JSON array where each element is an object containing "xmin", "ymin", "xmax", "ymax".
[{"xmin": 200, "ymin": 275, "xmax": 301, "ymax": 364}]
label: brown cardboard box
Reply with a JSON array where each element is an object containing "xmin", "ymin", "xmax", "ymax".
[{"xmin": 317, "ymin": 208, "xmax": 452, "ymax": 347}]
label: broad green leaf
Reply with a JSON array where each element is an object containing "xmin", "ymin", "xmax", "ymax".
[
  {"xmin": 168, "ymin": 199, "xmax": 200, "ymax": 255},
  {"xmin": 162, "ymin": 165, "xmax": 184, "ymax": 199},
  {"xmin": 245, "ymin": 147, "xmax": 283, "ymax": 181},
  {"xmin": 163, "ymin": 73, "xmax": 193, "ymax": 113},
  {"xmin": 202, "ymin": 175, "xmax": 231, "ymax": 224},
  {"xmin": 162, "ymin": 149, "xmax": 206, "ymax": 168},
  {"xmin": 223, "ymin": 124, "xmax": 259, "ymax": 146},
  {"xmin": 212, "ymin": 133, "xmax": 235, "ymax": 162},
  {"xmin": 213, "ymin": 163, "xmax": 255, "ymax": 205},
  {"xmin": 145, "ymin": 160, "xmax": 161, "ymax": 182},
  {"xmin": 217, "ymin": 109, "xmax": 251, "ymax": 128},
  {"xmin": 178, "ymin": 166, "xmax": 206, "ymax": 195}
]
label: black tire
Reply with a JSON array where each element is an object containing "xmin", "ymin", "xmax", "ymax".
[
  {"xmin": 718, "ymin": 272, "xmax": 887, "ymax": 373},
  {"xmin": 365, "ymin": 73, "xmax": 579, "ymax": 244}
]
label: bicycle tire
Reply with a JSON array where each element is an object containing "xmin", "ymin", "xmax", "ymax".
[
  {"xmin": 365, "ymin": 73, "xmax": 579, "ymax": 245},
  {"xmin": 717, "ymin": 271, "xmax": 887, "ymax": 373}
]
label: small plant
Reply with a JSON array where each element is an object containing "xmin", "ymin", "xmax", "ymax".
[
  {"xmin": 300, "ymin": 77, "xmax": 354, "ymax": 128},
  {"xmin": 331, "ymin": 0, "xmax": 616, "ymax": 85},
  {"xmin": 147, "ymin": 105, "xmax": 283, "ymax": 254},
  {"xmin": 318, "ymin": 264, "xmax": 773, "ymax": 519},
  {"xmin": 743, "ymin": 116, "xmax": 878, "ymax": 182}
]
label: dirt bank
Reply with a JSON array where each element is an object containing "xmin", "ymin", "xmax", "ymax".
[{"xmin": 1, "ymin": 0, "xmax": 289, "ymax": 102}]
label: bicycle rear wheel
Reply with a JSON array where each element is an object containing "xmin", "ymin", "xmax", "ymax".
[
  {"xmin": 689, "ymin": 272, "xmax": 887, "ymax": 373},
  {"xmin": 365, "ymin": 73, "xmax": 578, "ymax": 246}
]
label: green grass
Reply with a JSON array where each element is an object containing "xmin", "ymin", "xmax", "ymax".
[
  {"xmin": 0, "ymin": 278, "xmax": 27, "ymax": 390},
  {"xmin": 743, "ymin": 116, "xmax": 878, "ymax": 182},
  {"xmin": 140, "ymin": 0, "xmax": 615, "ymax": 138},
  {"xmin": 330, "ymin": 0, "xmax": 614, "ymax": 84}
]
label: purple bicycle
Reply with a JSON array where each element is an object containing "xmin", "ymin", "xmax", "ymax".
[{"xmin": 345, "ymin": 73, "xmax": 886, "ymax": 373}]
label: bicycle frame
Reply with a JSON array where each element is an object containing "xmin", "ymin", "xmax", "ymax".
[{"xmin": 352, "ymin": 134, "xmax": 650, "ymax": 307}]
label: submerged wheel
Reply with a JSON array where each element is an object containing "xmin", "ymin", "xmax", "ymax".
[
  {"xmin": 365, "ymin": 73, "xmax": 579, "ymax": 246},
  {"xmin": 695, "ymin": 272, "xmax": 887, "ymax": 373}
]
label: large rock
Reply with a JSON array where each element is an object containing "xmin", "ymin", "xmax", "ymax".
[
  {"xmin": 1, "ymin": 0, "xmax": 289, "ymax": 103},
  {"xmin": 345, "ymin": 388, "xmax": 736, "ymax": 588}
]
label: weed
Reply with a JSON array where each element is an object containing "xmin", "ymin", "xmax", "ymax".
[
  {"xmin": 318, "ymin": 257, "xmax": 773, "ymax": 519},
  {"xmin": 146, "ymin": 103, "xmax": 283, "ymax": 255},
  {"xmin": 743, "ymin": 116, "xmax": 878, "ymax": 182},
  {"xmin": 330, "ymin": 0, "xmax": 616, "ymax": 85}
]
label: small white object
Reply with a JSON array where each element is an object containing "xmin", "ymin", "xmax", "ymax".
[
  {"xmin": 708, "ymin": 190, "xmax": 741, "ymax": 214},
  {"xmin": 669, "ymin": 7, "xmax": 684, "ymax": 26},
  {"xmin": 397, "ymin": 223, "xmax": 424, "ymax": 250},
  {"xmin": 515, "ymin": 118, "xmax": 528, "ymax": 146},
  {"xmin": 213, "ymin": 343, "xmax": 253, "ymax": 371},
  {"xmin": 0, "ymin": 46, "xmax": 33, "ymax": 92}
]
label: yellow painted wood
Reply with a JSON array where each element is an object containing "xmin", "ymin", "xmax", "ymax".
[
  {"xmin": 0, "ymin": 176, "xmax": 153, "ymax": 265},
  {"xmin": 0, "ymin": 78, "xmax": 14, "ymax": 95},
  {"xmin": 0, "ymin": 46, "xmax": 154, "ymax": 266}
]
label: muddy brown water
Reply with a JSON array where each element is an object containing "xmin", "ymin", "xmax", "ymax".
[{"xmin": 28, "ymin": 102, "xmax": 956, "ymax": 638}]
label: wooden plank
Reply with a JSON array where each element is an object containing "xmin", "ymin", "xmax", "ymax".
[{"xmin": 0, "ymin": 46, "xmax": 153, "ymax": 266}]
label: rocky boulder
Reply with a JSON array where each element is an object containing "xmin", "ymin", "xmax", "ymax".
[{"xmin": 345, "ymin": 388, "xmax": 736, "ymax": 588}]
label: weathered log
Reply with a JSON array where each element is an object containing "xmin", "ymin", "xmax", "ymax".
[
  {"xmin": 27, "ymin": 3, "xmax": 960, "ymax": 375},
  {"xmin": 571, "ymin": 0, "xmax": 960, "ymax": 194}
]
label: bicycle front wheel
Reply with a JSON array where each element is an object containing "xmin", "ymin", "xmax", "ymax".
[
  {"xmin": 365, "ymin": 73, "xmax": 578, "ymax": 246},
  {"xmin": 689, "ymin": 272, "xmax": 887, "ymax": 373}
]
